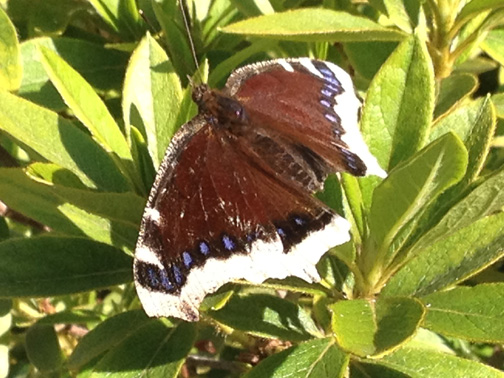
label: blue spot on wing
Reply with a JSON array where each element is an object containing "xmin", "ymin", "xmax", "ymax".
[
  {"xmin": 182, "ymin": 251, "xmax": 193, "ymax": 268},
  {"xmin": 222, "ymin": 234, "xmax": 236, "ymax": 251},
  {"xmin": 146, "ymin": 265, "xmax": 173, "ymax": 291},
  {"xmin": 159, "ymin": 269, "xmax": 173, "ymax": 291},
  {"xmin": 294, "ymin": 216, "xmax": 305, "ymax": 226},
  {"xmin": 172, "ymin": 265, "xmax": 183, "ymax": 285},
  {"xmin": 199, "ymin": 241, "xmax": 210, "ymax": 256}
]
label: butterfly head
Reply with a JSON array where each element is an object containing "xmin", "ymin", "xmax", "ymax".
[{"xmin": 192, "ymin": 84, "xmax": 249, "ymax": 127}]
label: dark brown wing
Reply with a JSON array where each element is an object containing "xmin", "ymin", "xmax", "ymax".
[
  {"xmin": 133, "ymin": 116, "xmax": 350, "ymax": 321},
  {"xmin": 225, "ymin": 58, "xmax": 386, "ymax": 179}
]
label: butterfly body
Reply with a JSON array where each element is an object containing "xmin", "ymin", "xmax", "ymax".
[{"xmin": 134, "ymin": 58, "xmax": 385, "ymax": 321}]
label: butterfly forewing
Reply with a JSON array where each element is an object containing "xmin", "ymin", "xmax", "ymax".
[
  {"xmin": 134, "ymin": 120, "xmax": 351, "ymax": 321},
  {"xmin": 226, "ymin": 58, "xmax": 386, "ymax": 178}
]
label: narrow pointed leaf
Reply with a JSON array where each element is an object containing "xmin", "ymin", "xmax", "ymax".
[
  {"xmin": 0, "ymin": 236, "xmax": 132, "ymax": 297},
  {"xmin": 68, "ymin": 310, "xmax": 151, "ymax": 371},
  {"xmin": 366, "ymin": 133, "xmax": 467, "ymax": 273},
  {"xmin": 373, "ymin": 346, "xmax": 504, "ymax": 378},
  {"xmin": 0, "ymin": 90, "xmax": 130, "ymax": 192},
  {"xmin": 482, "ymin": 30, "xmax": 504, "ymax": 70},
  {"xmin": 0, "ymin": 168, "xmax": 143, "ymax": 252},
  {"xmin": 87, "ymin": 0, "xmax": 143, "ymax": 40},
  {"xmin": 421, "ymin": 284, "xmax": 504, "ymax": 342},
  {"xmin": 19, "ymin": 37, "xmax": 129, "ymax": 110},
  {"xmin": 429, "ymin": 97, "xmax": 495, "ymax": 186},
  {"xmin": 151, "ymin": 0, "xmax": 195, "ymax": 82},
  {"xmin": 221, "ymin": 8, "xmax": 406, "ymax": 42},
  {"xmin": 39, "ymin": 47, "xmax": 132, "ymax": 163},
  {"xmin": 0, "ymin": 7, "xmax": 22, "ymax": 91},
  {"xmin": 383, "ymin": 212, "xmax": 504, "ymax": 297},
  {"xmin": 434, "ymin": 74, "xmax": 477, "ymax": 119},
  {"xmin": 457, "ymin": 0, "xmax": 504, "ymax": 25},
  {"xmin": 123, "ymin": 33, "xmax": 182, "ymax": 168},
  {"xmin": 412, "ymin": 166, "xmax": 504, "ymax": 251},
  {"xmin": 359, "ymin": 35, "xmax": 434, "ymax": 207}
]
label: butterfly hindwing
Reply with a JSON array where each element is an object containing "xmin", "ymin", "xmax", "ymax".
[{"xmin": 134, "ymin": 115, "xmax": 350, "ymax": 321}]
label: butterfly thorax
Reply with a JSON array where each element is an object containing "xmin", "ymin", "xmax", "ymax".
[{"xmin": 192, "ymin": 84, "xmax": 249, "ymax": 128}]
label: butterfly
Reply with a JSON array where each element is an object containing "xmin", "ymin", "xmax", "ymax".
[{"xmin": 133, "ymin": 57, "xmax": 386, "ymax": 321}]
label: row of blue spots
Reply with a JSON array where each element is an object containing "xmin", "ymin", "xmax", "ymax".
[
  {"xmin": 341, "ymin": 148, "xmax": 363, "ymax": 173},
  {"xmin": 314, "ymin": 62, "xmax": 343, "ymax": 92},
  {"xmin": 314, "ymin": 62, "xmax": 343, "ymax": 137}
]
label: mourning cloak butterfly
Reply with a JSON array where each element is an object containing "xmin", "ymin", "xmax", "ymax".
[{"xmin": 134, "ymin": 58, "xmax": 386, "ymax": 321}]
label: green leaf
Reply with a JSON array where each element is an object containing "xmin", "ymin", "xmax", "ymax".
[
  {"xmin": 430, "ymin": 97, "xmax": 495, "ymax": 186},
  {"xmin": 383, "ymin": 212, "xmax": 504, "ymax": 297},
  {"xmin": 0, "ymin": 7, "xmax": 22, "ymax": 91},
  {"xmin": 345, "ymin": 41, "xmax": 398, "ymax": 81},
  {"xmin": 25, "ymin": 324, "xmax": 62, "ymax": 372},
  {"xmin": 221, "ymin": 8, "xmax": 406, "ymax": 42},
  {"xmin": 123, "ymin": 33, "xmax": 183, "ymax": 168},
  {"xmin": 0, "ymin": 299, "xmax": 10, "ymax": 378},
  {"xmin": 0, "ymin": 217, "xmax": 8, "ymax": 241},
  {"xmin": 19, "ymin": 37, "xmax": 129, "ymax": 110},
  {"xmin": 434, "ymin": 73, "xmax": 477, "ymax": 119},
  {"xmin": 415, "ymin": 98, "xmax": 497, "ymax": 243},
  {"xmin": 39, "ymin": 47, "xmax": 133, "ymax": 166},
  {"xmin": 492, "ymin": 92, "xmax": 504, "ymax": 118},
  {"xmin": 209, "ymin": 293, "xmax": 321, "ymax": 341},
  {"xmin": 36, "ymin": 310, "xmax": 102, "ymax": 326},
  {"xmin": 0, "ymin": 90, "xmax": 131, "ymax": 192},
  {"xmin": 359, "ymin": 34, "xmax": 435, "ymax": 208},
  {"xmin": 26, "ymin": 162, "xmax": 88, "ymax": 188},
  {"xmin": 245, "ymin": 338, "xmax": 349, "ymax": 378},
  {"xmin": 363, "ymin": 34, "xmax": 434, "ymax": 169},
  {"xmin": 0, "ymin": 168, "xmax": 143, "ymax": 252},
  {"xmin": 208, "ymin": 39, "xmax": 278, "ymax": 87},
  {"xmin": 230, "ymin": 0, "xmax": 275, "ymax": 17},
  {"xmin": 364, "ymin": 133, "xmax": 468, "ymax": 277},
  {"xmin": 481, "ymin": 29, "xmax": 504, "ymax": 67},
  {"xmin": 68, "ymin": 310, "xmax": 150, "ymax": 371},
  {"xmin": 411, "ymin": 166, "xmax": 504, "ymax": 252},
  {"xmin": 379, "ymin": 0, "xmax": 421, "ymax": 33},
  {"xmin": 152, "ymin": 0, "xmax": 196, "ymax": 82},
  {"xmin": 372, "ymin": 346, "xmax": 504, "ymax": 378},
  {"xmin": 27, "ymin": 0, "xmax": 86, "ymax": 37},
  {"xmin": 0, "ymin": 236, "xmax": 132, "ymax": 297},
  {"xmin": 331, "ymin": 297, "xmax": 424, "ymax": 357},
  {"xmin": 421, "ymin": 284, "xmax": 504, "ymax": 343},
  {"xmin": 457, "ymin": 0, "xmax": 504, "ymax": 25},
  {"xmin": 455, "ymin": 56, "xmax": 498, "ymax": 75},
  {"xmin": 91, "ymin": 320, "xmax": 196, "ymax": 378},
  {"xmin": 87, "ymin": 0, "xmax": 144, "ymax": 40},
  {"xmin": 351, "ymin": 363, "xmax": 409, "ymax": 378}
]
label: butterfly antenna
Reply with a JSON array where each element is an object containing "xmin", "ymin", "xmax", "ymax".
[
  {"xmin": 138, "ymin": 9, "xmax": 157, "ymax": 35},
  {"xmin": 179, "ymin": 0, "xmax": 201, "ymax": 84}
]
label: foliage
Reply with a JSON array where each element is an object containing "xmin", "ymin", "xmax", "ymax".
[{"xmin": 0, "ymin": 0, "xmax": 504, "ymax": 377}]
